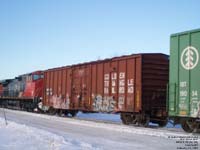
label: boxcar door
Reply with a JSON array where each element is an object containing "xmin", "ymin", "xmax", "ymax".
[{"xmin": 71, "ymin": 66, "xmax": 90, "ymax": 110}]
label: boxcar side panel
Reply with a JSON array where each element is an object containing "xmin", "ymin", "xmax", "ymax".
[
  {"xmin": 118, "ymin": 59, "xmax": 127, "ymax": 111},
  {"xmin": 126, "ymin": 58, "xmax": 135, "ymax": 112},
  {"xmin": 43, "ymin": 67, "xmax": 72, "ymax": 110},
  {"xmin": 92, "ymin": 62, "xmax": 109, "ymax": 111},
  {"xmin": 169, "ymin": 29, "xmax": 200, "ymax": 118},
  {"xmin": 91, "ymin": 55, "xmax": 142, "ymax": 113},
  {"xmin": 66, "ymin": 68, "xmax": 72, "ymax": 109},
  {"xmin": 91, "ymin": 64, "xmax": 97, "ymax": 109},
  {"xmin": 190, "ymin": 32, "xmax": 200, "ymax": 118},
  {"xmin": 169, "ymin": 36, "xmax": 179, "ymax": 116},
  {"xmin": 135, "ymin": 57, "xmax": 142, "ymax": 112},
  {"xmin": 179, "ymin": 34, "xmax": 190, "ymax": 116}
]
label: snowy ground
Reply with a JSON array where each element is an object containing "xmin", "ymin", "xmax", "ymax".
[
  {"xmin": 0, "ymin": 108, "xmax": 199, "ymax": 150},
  {"xmin": 0, "ymin": 118, "xmax": 81, "ymax": 150}
]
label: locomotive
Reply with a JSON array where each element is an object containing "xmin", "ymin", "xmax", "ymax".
[
  {"xmin": 0, "ymin": 28, "xmax": 200, "ymax": 133},
  {"xmin": 0, "ymin": 71, "xmax": 43, "ymax": 111}
]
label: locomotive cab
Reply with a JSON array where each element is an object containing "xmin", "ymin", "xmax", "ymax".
[{"xmin": 23, "ymin": 71, "xmax": 44, "ymax": 99}]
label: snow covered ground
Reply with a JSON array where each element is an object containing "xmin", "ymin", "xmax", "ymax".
[
  {"xmin": 0, "ymin": 118, "xmax": 97, "ymax": 150},
  {"xmin": 0, "ymin": 108, "xmax": 199, "ymax": 150}
]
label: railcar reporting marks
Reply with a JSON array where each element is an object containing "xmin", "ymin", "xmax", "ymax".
[{"xmin": 181, "ymin": 46, "xmax": 199, "ymax": 70}]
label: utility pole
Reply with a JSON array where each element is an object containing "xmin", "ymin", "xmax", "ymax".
[{"xmin": 3, "ymin": 107, "xmax": 8, "ymax": 126}]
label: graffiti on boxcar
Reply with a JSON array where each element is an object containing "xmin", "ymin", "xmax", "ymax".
[
  {"xmin": 190, "ymin": 100, "xmax": 200, "ymax": 117},
  {"xmin": 49, "ymin": 93, "xmax": 70, "ymax": 109},
  {"xmin": 118, "ymin": 96, "xmax": 125, "ymax": 110},
  {"xmin": 50, "ymin": 95, "xmax": 61, "ymax": 108},
  {"xmin": 93, "ymin": 95, "xmax": 116, "ymax": 112},
  {"xmin": 65, "ymin": 93, "xmax": 70, "ymax": 109}
]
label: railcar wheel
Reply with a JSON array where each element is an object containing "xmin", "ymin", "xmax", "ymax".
[
  {"xmin": 48, "ymin": 107, "xmax": 57, "ymax": 115},
  {"xmin": 158, "ymin": 120, "xmax": 167, "ymax": 127},
  {"xmin": 120, "ymin": 113, "xmax": 133, "ymax": 125},
  {"xmin": 181, "ymin": 120, "xmax": 195, "ymax": 133},
  {"xmin": 65, "ymin": 111, "xmax": 69, "ymax": 116},
  {"xmin": 58, "ymin": 109, "xmax": 65, "ymax": 117},
  {"xmin": 69, "ymin": 110, "xmax": 78, "ymax": 117},
  {"xmin": 140, "ymin": 116, "xmax": 150, "ymax": 127}
]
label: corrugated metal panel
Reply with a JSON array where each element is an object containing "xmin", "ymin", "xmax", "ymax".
[
  {"xmin": 142, "ymin": 54, "xmax": 169, "ymax": 113},
  {"xmin": 44, "ymin": 67, "xmax": 71, "ymax": 109},
  {"xmin": 70, "ymin": 54, "xmax": 142, "ymax": 113}
]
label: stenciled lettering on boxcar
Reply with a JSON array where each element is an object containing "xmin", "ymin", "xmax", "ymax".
[
  {"xmin": 179, "ymin": 80, "xmax": 200, "ymax": 117},
  {"xmin": 98, "ymin": 72, "xmax": 134, "ymax": 111},
  {"xmin": 190, "ymin": 91, "xmax": 200, "ymax": 117},
  {"xmin": 119, "ymin": 72, "xmax": 125, "ymax": 94},
  {"xmin": 46, "ymin": 88, "xmax": 53, "ymax": 96},
  {"xmin": 118, "ymin": 96, "xmax": 125, "ymax": 109},
  {"xmin": 111, "ymin": 73, "xmax": 117, "ymax": 94},
  {"xmin": 127, "ymin": 79, "xmax": 134, "ymax": 93},
  {"xmin": 92, "ymin": 95, "xmax": 116, "ymax": 112},
  {"xmin": 104, "ymin": 74, "xmax": 109, "ymax": 94}
]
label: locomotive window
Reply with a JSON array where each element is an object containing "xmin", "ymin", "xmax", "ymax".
[
  {"xmin": 33, "ymin": 75, "xmax": 40, "ymax": 80},
  {"xmin": 26, "ymin": 76, "xmax": 32, "ymax": 81},
  {"xmin": 33, "ymin": 74, "xmax": 43, "ymax": 80}
]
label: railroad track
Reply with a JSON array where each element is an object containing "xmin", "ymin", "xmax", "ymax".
[
  {"xmin": 1, "ymin": 107, "xmax": 198, "ymax": 135},
  {"xmin": 73, "ymin": 116, "xmax": 186, "ymax": 133}
]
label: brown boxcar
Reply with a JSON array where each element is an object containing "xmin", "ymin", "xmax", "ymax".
[{"xmin": 42, "ymin": 53, "xmax": 169, "ymax": 126}]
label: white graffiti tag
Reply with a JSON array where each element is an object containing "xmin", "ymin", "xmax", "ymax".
[{"xmin": 93, "ymin": 95, "xmax": 116, "ymax": 112}]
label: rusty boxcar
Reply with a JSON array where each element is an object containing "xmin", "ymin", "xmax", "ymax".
[{"xmin": 42, "ymin": 53, "xmax": 169, "ymax": 126}]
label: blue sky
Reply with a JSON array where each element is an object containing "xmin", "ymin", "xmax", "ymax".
[{"xmin": 0, "ymin": 0, "xmax": 199, "ymax": 79}]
